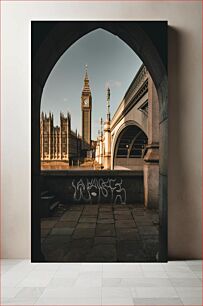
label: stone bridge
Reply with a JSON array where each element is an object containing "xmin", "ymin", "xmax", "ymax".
[{"xmin": 110, "ymin": 65, "xmax": 160, "ymax": 208}]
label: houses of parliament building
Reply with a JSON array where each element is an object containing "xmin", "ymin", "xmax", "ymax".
[{"xmin": 40, "ymin": 66, "xmax": 95, "ymax": 165}]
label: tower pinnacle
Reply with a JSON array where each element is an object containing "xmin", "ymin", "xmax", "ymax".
[
  {"xmin": 100, "ymin": 117, "xmax": 103, "ymax": 137},
  {"xmin": 106, "ymin": 87, "xmax": 111, "ymax": 122},
  {"xmin": 82, "ymin": 64, "xmax": 91, "ymax": 94}
]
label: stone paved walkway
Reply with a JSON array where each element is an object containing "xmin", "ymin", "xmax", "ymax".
[{"xmin": 41, "ymin": 204, "xmax": 159, "ymax": 262}]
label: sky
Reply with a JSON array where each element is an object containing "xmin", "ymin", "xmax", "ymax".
[{"xmin": 41, "ymin": 29, "xmax": 142, "ymax": 139}]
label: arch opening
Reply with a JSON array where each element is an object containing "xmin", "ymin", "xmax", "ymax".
[
  {"xmin": 113, "ymin": 124, "xmax": 148, "ymax": 171},
  {"xmin": 32, "ymin": 21, "xmax": 168, "ymax": 262}
]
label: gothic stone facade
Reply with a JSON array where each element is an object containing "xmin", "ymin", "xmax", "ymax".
[
  {"xmin": 40, "ymin": 112, "xmax": 81, "ymax": 163},
  {"xmin": 40, "ymin": 66, "xmax": 93, "ymax": 163}
]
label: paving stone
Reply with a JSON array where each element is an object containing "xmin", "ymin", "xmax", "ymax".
[
  {"xmin": 136, "ymin": 221, "xmax": 154, "ymax": 226},
  {"xmin": 73, "ymin": 228, "xmax": 95, "ymax": 239},
  {"xmin": 61, "ymin": 211, "xmax": 81, "ymax": 221},
  {"xmin": 86, "ymin": 245, "xmax": 117, "ymax": 262},
  {"xmin": 83, "ymin": 209, "xmax": 98, "ymax": 215},
  {"xmin": 63, "ymin": 247, "xmax": 89, "ymax": 262},
  {"xmin": 82, "ymin": 212, "xmax": 98, "ymax": 217},
  {"xmin": 117, "ymin": 240, "xmax": 146, "ymax": 262},
  {"xmin": 50, "ymin": 227, "xmax": 74, "ymax": 236},
  {"xmin": 97, "ymin": 219, "xmax": 114, "ymax": 224},
  {"xmin": 42, "ymin": 245, "xmax": 70, "ymax": 262},
  {"xmin": 79, "ymin": 217, "xmax": 97, "ymax": 223},
  {"xmin": 115, "ymin": 220, "xmax": 136, "ymax": 228},
  {"xmin": 54, "ymin": 221, "xmax": 78, "ymax": 228},
  {"xmin": 99, "ymin": 207, "xmax": 113, "ymax": 212},
  {"xmin": 137, "ymin": 226, "xmax": 158, "ymax": 235},
  {"xmin": 85, "ymin": 204, "xmax": 99, "ymax": 209},
  {"xmin": 143, "ymin": 239, "xmax": 159, "ymax": 259},
  {"xmin": 116, "ymin": 228, "xmax": 140, "ymax": 240},
  {"xmin": 76, "ymin": 223, "xmax": 96, "ymax": 229},
  {"xmin": 41, "ymin": 203, "xmax": 159, "ymax": 262},
  {"xmin": 133, "ymin": 215, "xmax": 152, "ymax": 220},
  {"xmin": 41, "ymin": 220, "xmax": 57, "ymax": 229},
  {"xmin": 94, "ymin": 237, "xmax": 116, "ymax": 245},
  {"xmin": 71, "ymin": 239, "xmax": 93, "ymax": 248},
  {"xmin": 114, "ymin": 205, "xmax": 128, "ymax": 209},
  {"xmin": 43, "ymin": 235, "xmax": 71, "ymax": 245},
  {"xmin": 117, "ymin": 240, "xmax": 143, "ymax": 250},
  {"xmin": 98, "ymin": 213, "xmax": 113, "ymax": 219},
  {"xmin": 96, "ymin": 224, "xmax": 115, "ymax": 237},
  {"xmin": 114, "ymin": 210, "xmax": 131, "ymax": 215},
  {"xmin": 115, "ymin": 214, "xmax": 134, "ymax": 221}
]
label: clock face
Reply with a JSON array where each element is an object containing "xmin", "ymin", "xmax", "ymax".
[{"xmin": 84, "ymin": 98, "xmax": 89, "ymax": 106}]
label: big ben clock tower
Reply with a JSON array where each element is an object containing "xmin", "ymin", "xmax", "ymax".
[{"xmin": 81, "ymin": 65, "xmax": 92, "ymax": 151}]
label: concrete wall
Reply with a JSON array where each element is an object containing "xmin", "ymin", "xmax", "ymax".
[
  {"xmin": 41, "ymin": 171, "xmax": 144, "ymax": 205},
  {"xmin": 1, "ymin": 1, "xmax": 201, "ymax": 259}
]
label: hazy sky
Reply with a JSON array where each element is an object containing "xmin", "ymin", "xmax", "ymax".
[{"xmin": 41, "ymin": 29, "xmax": 142, "ymax": 139}]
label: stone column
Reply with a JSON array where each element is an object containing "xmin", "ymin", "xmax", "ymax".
[
  {"xmin": 103, "ymin": 121, "xmax": 111, "ymax": 169},
  {"xmin": 95, "ymin": 140, "xmax": 99, "ymax": 163},
  {"xmin": 99, "ymin": 136, "xmax": 103, "ymax": 167},
  {"xmin": 144, "ymin": 75, "xmax": 160, "ymax": 208},
  {"xmin": 48, "ymin": 115, "xmax": 51, "ymax": 160},
  {"xmin": 67, "ymin": 120, "xmax": 70, "ymax": 164},
  {"xmin": 52, "ymin": 127, "xmax": 55, "ymax": 160},
  {"xmin": 55, "ymin": 130, "xmax": 57, "ymax": 160},
  {"xmin": 59, "ymin": 119, "xmax": 62, "ymax": 160},
  {"xmin": 41, "ymin": 115, "xmax": 44, "ymax": 161}
]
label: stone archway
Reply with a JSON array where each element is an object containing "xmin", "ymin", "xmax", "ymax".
[
  {"xmin": 111, "ymin": 120, "xmax": 148, "ymax": 170},
  {"xmin": 32, "ymin": 21, "xmax": 168, "ymax": 261},
  {"xmin": 113, "ymin": 125, "xmax": 148, "ymax": 170}
]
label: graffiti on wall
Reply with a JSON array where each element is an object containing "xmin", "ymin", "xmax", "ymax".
[{"xmin": 72, "ymin": 178, "xmax": 127, "ymax": 204}]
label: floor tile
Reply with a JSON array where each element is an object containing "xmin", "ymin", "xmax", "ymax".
[
  {"xmin": 1, "ymin": 259, "xmax": 202, "ymax": 306},
  {"xmin": 102, "ymin": 277, "xmax": 123, "ymax": 287},
  {"xmin": 185, "ymin": 260, "xmax": 202, "ymax": 265},
  {"xmin": 166, "ymin": 271, "xmax": 198, "ymax": 278},
  {"xmin": 102, "ymin": 297, "xmax": 134, "ymax": 305},
  {"xmin": 41, "ymin": 286, "xmax": 101, "ymax": 298},
  {"xmin": 143, "ymin": 271, "xmax": 169, "ymax": 278},
  {"xmin": 102, "ymin": 287, "xmax": 132, "ymax": 298},
  {"xmin": 3, "ymin": 296, "xmax": 39, "ymax": 305},
  {"xmin": 15, "ymin": 287, "xmax": 45, "ymax": 298},
  {"xmin": 35, "ymin": 297, "xmax": 102, "ymax": 305},
  {"xmin": 47, "ymin": 277, "xmax": 76, "ymax": 288},
  {"xmin": 2, "ymin": 287, "xmax": 22, "ymax": 299},
  {"xmin": 81, "ymin": 263, "xmax": 103, "ymax": 271},
  {"xmin": 170, "ymin": 277, "xmax": 202, "ymax": 287},
  {"xmin": 123, "ymin": 277, "xmax": 172, "ymax": 287},
  {"xmin": 17, "ymin": 271, "xmax": 56, "ymax": 287},
  {"xmin": 175, "ymin": 286, "xmax": 202, "ymax": 298},
  {"xmin": 180, "ymin": 296, "xmax": 202, "ymax": 305},
  {"xmin": 135, "ymin": 286, "xmax": 179, "ymax": 298},
  {"xmin": 133, "ymin": 297, "xmax": 183, "ymax": 305}
]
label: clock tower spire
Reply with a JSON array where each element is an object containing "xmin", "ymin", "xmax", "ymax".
[{"xmin": 81, "ymin": 65, "xmax": 92, "ymax": 152}]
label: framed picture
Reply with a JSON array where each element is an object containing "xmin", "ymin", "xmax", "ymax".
[{"xmin": 31, "ymin": 21, "xmax": 168, "ymax": 262}]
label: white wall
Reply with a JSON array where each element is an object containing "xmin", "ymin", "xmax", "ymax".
[{"xmin": 1, "ymin": 1, "xmax": 202, "ymax": 259}]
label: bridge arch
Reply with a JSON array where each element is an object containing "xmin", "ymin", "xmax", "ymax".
[
  {"xmin": 32, "ymin": 21, "xmax": 168, "ymax": 261},
  {"xmin": 111, "ymin": 120, "xmax": 147, "ymax": 170}
]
